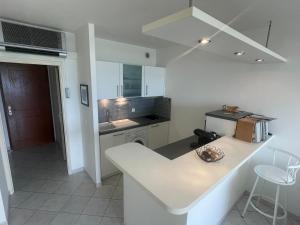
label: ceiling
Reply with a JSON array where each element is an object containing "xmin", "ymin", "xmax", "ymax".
[{"xmin": 0, "ymin": 0, "xmax": 299, "ymax": 49}]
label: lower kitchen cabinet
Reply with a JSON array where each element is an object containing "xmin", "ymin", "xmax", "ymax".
[
  {"xmin": 99, "ymin": 122, "xmax": 170, "ymax": 178},
  {"xmin": 99, "ymin": 131, "xmax": 126, "ymax": 178},
  {"xmin": 148, "ymin": 122, "xmax": 169, "ymax": 149}
]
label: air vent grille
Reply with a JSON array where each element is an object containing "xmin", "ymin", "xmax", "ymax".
[{"xmin": 2, "ymin": 21, "xmax": 64, "ymax": 50}]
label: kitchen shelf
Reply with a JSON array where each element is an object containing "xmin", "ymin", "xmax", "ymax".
[{"xmin": 143, "ymin": 7, "xmax": 287, "ymax": 63}]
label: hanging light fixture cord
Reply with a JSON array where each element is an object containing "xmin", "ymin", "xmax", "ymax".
[{"xmin": 266, "ymin": 20, "xmax": 272, "ymax": 48}]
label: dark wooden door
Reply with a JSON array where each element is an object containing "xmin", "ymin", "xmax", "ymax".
[{"xmin": 0, "ymin": 63, "xmax": 54, "ymax": 150}]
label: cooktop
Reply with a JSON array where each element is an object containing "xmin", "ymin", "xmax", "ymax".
[{"xmin": 154, "ymin": 136, "xmax": 205, "ymax": 160}]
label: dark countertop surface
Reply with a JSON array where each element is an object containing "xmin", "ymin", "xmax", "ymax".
[
  {"xmin": 99, "ymin": 116, "xmax": 170, "ymax": 135},
  {"xmin": 154, "ymin": 136, "xmax": 198, "ymax": 160},
  {"xmin": 206, "ymin": 110, "xmax": 252, "ymax": 121}
]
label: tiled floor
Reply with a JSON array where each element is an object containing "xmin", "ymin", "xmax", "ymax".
[
  {"xmin": 8, "ymin": 143, "xmax": 123, "ymax": 225},
  {"xmin": 7, "ymin": 143, "xmax": 299, "ymax": 225}
]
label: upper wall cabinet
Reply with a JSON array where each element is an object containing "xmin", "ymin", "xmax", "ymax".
[
  {"xmin": 121, "ymin": 64, "xmax": 143, "ymax": 98},
  {"xmin": 96, "ymin": 60, "xmax": 166, "ymax": 99},
  {"xmin": 144, "ymin": 66, "xmax": 165, "ymax": 97},
  {"xmin": 96, "ymin": 61, "xmax": 121, "ymax": 99}
]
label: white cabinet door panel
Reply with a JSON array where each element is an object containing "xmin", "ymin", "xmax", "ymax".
[
  {"xmin": 148, "ymin": 122, "xmax": 169, "ymax": 149},
  {"xmin": 144, "ymin": 66, "xmax": 165, "ymax": 97},
  {"xmin": 96, "ymin": 61, "xmax": 120, "ymax": 99},
  {"xmin": 100, "ymin": 131, "xmax": 126, "ymax": 178}
]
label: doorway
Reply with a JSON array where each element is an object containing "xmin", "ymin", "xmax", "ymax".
[
  {"xmin": 0, "ymin": 62, "xmax": 68, "ymax": 189},
  {"xmin": 0, "ymin": 63, "xmax": 56, "ymax": 150}
]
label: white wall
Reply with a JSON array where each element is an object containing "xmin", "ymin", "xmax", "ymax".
[
  {"xmin": 0, "ymin": 93, "xmax": 10, "ymax": 151},
  {"xmin": 48, "ymin": 66, "xmax": 66, "ymax": 158},
  {"xmin": 76, "ymin": 24, "xmax": 101, "ymax": 185},
  {"xmin": 0, "ymin": 112, "xmax": 9, "ymax": 224},
  {"xmin": 0, "ymin": 155, "xmax": 8, "ymax": 225},
  {"xmin": 157, "ymin": 27, "xmax": 300, "ymax": 216},
  {"xmin": 95, "ymin": 38, "xmax": 156, "ymax": 66},
  {"xmin": 63, "ymin": 56, "xmax": 84, "ymax": 173}
]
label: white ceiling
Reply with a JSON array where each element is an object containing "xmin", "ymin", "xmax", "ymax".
[{"xmin": 0, "ymin": 0, "xmax": 299, "ymax": 49}]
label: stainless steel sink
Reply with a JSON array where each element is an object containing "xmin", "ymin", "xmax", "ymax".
[{"xmin": 99, "ymin": 122, "xmax": 116, "ymax": 131}]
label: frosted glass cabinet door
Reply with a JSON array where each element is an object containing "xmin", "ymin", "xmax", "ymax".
[
  {"xmin": 122, "ymin": 64, "xmax": 143, "ymax": 97},
  {"xmin": 96, "ymin": 61, "xmax": 120, "ymax": 99},
  {"xmin": 144, "ymin": 66, "xmax": 165, "ymax": 97}
]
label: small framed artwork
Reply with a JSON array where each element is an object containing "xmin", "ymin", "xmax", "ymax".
[{"xmin": 80, "ymin": 84, "xmax": 89, "ymax": 107}]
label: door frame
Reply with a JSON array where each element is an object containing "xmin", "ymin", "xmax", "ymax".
[{"xmin": 0, "ymin": 51, "xmax": 75, "ymax": 194}]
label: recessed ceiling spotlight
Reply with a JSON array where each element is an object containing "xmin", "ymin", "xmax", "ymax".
[
  {"xmin": 234, "ymin": 51, "xmax": 245, "ymax": 56},
  {"xmin": 198, "ymin": 38, "xmax": 211, "ymax": 45},
  {"xmin": 255, "ymin": 58, "xmax": 264, "ymax": 62}
]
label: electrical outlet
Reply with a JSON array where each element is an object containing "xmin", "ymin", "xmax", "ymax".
[{"xmin": 131, "ymin": 108, "xmax": 136, "ymax": 113}]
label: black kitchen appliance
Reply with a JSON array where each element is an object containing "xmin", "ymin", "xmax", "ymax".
[
  {"xmin": 190, "ymin": 129, "xmax": 220, "ymax": 149},
  {"xmin": 154, "ymin": 129, "xmax": 220, "ymax": 160}
]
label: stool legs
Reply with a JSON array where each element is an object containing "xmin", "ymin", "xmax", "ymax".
[
  {"xmin": 243, "ymin": 176, "xmax": 259, "ymax": 217},
  {"xmin": 273, "ymin": 185, "xmax": 280, "ymax": 225}
]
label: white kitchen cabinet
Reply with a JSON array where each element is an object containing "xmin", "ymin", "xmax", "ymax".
[
  {"xmin": 121, "ymin": 64, "xmax": 143, "ymax": 97},
  {"xmin": 148, "ymin": 122, "xmax": 169, "ymax": 149},
  {"xmin": 144, "ymin": 66, "xmax": 165, "ymax": 97},
  {"xmin": 96, "ymin": 61, "xmax": 121, "ymax": 99},
  {"xmin": 96, "ymin": 61, "xmax": 165, "ymax": 99},
  {"xmin": 100, "ymin": 131, "xmax": 126, "ymax": 178}
]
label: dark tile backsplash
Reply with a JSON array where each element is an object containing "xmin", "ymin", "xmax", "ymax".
[{"xmin": 98, "ymin": 97, "xmax": 171, "ymax": 123}]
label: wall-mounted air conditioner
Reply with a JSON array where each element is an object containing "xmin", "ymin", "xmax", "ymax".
[{"xmin": 0, "ymin": 19, "xmax": 67, "ymax": 57}]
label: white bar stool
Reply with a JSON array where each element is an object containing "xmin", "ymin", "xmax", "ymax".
[{"xmin": 242, "ymin": 147, "xmax": 300, "ymax": 225}]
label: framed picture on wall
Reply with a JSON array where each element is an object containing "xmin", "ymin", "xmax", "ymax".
[{"xmin": 80, "ymin": 84, "xmax": 89, "ymax": 107}]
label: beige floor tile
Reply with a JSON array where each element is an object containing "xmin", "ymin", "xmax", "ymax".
[
  {"xmin": 61, "ymin": 196, "xmax": 90, "ymax": 214},
  {"xmin": 75, "ymin": 215, "xmax": 102, "ymax": 225},
  {"xmin": 244, "ymin": 211, "xmax": 271, "ymax": 225},
  {"xmin": 73, "ymin": 182, "xmax": 97, "ymax": 197},
  {"xmin": 49, "ymin": 213, "xmax": 80, "ymax": 225},
  {"xmin": 222, "ymin": 210, "xmax": 246, "ymax": 225},
  {"xmin": 9, "ymin": 191, "xmax": 33, "ymax": 208},
  {"xmin": 83, "ymin": 198, "xmax": 110, "ymax": 216},
  {"xmin": 111, "ymin": 186, "xmax": 123, "ymax": 200},
  {"xmin": 40, "ymin": 194, "xmax": 70, "ymax": 212},
  {"xmin": 23, "ymin": 210, "xmax": 57, "ymax": 225},
  {"xmin": 8, "ymin": 208, "xmax": 35, "ymax": 225},
  {"xmin": 38, "ymin": 180, "xmax": 64, "ymax": 194},
  {"xmin": 93, "ymin": 185, "xmax": 115, "ymax": 199},
  {"xmin": 102, "ymin": 175, "xmax": 121, "ymax": 186},
  {"xmin": 18, "ymin": 193, "xmax": 51, "ymax": 210},
  {"xmin": 104, "ymin": 200, "xmax": 123, "ymax": 218},
  {"xmin": 21, "ymin": 179, "xmax": 48, "ymax": 192},
  {"xmin": 100, "ymin": 217, "xmax": 123, "ymax": 225}
]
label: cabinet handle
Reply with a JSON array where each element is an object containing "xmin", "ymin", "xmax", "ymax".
[
  {"xmin": 146, "ymin": 85, "xmax": 148, "ymax": 96},
  {"xmin": 121, "ymin": 85, "xmax": 123, "ymax": 96},
  {"xmin": 117, "ymin": 85, "xmax": 119, "ymax": 96},
  {"xmin": 151, "ymin": 124, "xmax": 159, "ymax": 128},
  {"xmin": 113, "ymin": 133, "xmax": 124, "ymax": 137}
]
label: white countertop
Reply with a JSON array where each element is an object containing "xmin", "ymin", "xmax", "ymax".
[{"xmin": 106, "ymin": 136, "xmax": 274, "ymax": 215}]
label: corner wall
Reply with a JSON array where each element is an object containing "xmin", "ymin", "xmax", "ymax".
[
  {"xmin": 76, "ymin": 24, "xmax": 101, "ymax": 184},
  {"xmin": 157, "ymin": 27, "xmax": 300, "ymax": 216}
]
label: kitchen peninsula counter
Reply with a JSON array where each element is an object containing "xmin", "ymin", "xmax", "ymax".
[{"xmin": 106, "ymin": 136, "xmax": 274, "ymax": 225}]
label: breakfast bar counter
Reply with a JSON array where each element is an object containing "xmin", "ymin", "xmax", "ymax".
[{"xmin": 106, "ymin": 136, "xmax": 274, "ymax": 225}]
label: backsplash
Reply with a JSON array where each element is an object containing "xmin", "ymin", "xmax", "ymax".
[{"xmin": 98, "ymin": 97, "xmax": 171, "ymax": 123}]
